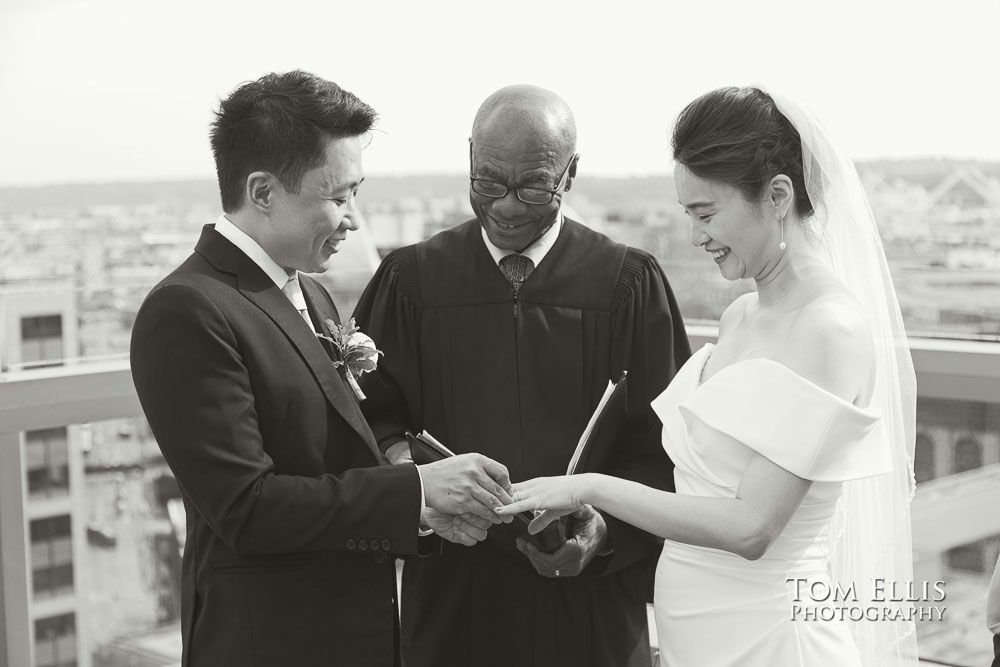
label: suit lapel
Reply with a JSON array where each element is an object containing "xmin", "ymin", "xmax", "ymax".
[
  {"xmin": 299, "ymin": 277, "xmax": 383, "ymax": 462},
  {"xmin": 195, "ymin": 226, "xmax": 383, "ymax": 464}
]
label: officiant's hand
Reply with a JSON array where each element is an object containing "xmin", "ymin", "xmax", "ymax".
[
  {"xmin": 515, "ymin": 505, "xmax": 609, "ymax": 578},
  {"xmin": 421, "ymin": 508, "xmax": 492, "ymax": 547},
  {"xmin": 420, "ymin": 454, "xmax": 515, "ymax": 524}
]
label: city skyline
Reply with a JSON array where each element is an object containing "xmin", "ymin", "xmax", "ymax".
[{"xmin": 1, "ymin": 0, "xmax": 998, "ymax": 186}]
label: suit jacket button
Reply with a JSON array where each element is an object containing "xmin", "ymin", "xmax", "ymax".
[
  {"xmin": 359, "ymin": 539, "xmax": 368, "ymax": 551},
  {"xmin": 381, "ymin": 539, "xmax": 392, "ymax": 551},
  {"xmin": 373, "ymin": 551, "xmax": 388, "ymax": 564},
  {"xmin": 346, "ymin": 539, "xmax": 356, "ymax": 550}
]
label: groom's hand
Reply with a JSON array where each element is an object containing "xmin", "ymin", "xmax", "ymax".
[
  {"xmin": 421, "ymin": 508, "xmax": 492, "ymax": 547},
  {"xmin": 516, "ymin": 504, "xmax": 609, "ymax": 578},
  {"xmin": 419, "ymin": 453, "xmax": 514, "ymax": 524}
]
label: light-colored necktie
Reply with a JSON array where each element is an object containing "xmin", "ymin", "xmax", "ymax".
[
  {"xmin": 499, "ymin": 254, "xmax": 534, "ymax": 297},
  {"xmin": 282, "ymin": 275, "xmax": 313, "ymax": 328}
]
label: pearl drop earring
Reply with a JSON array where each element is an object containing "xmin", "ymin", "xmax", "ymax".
[{"xmin": 778, "ymin": 215, "xmax": 787, "ymax": 251}]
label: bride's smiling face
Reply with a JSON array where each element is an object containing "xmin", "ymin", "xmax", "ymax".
[{"xmin": 675, "ymin": 164, "xmax": 776, "ymax": 281}]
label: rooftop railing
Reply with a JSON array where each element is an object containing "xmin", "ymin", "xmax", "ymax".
[{"xmin": 1, "ymin": 328, "xmax": 998, "ymax": 666}]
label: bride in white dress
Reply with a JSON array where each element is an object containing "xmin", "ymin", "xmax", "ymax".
[{"xmin": 497, "ymin": 87, "xmax": 919, "ymax": 666}]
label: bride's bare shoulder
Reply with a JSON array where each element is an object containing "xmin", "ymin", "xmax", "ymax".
[{"xmin": 783, "ymin": 290, "xmax": 874, "ymax": 403}]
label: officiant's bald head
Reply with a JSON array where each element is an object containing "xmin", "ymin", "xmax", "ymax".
[
  {"xmin": 468, "ymin": 85, "xmax": 580, "ymax": 252},
  {"xmin": 471, "ymin": 85, "xmax": 577, "ymax": 159}
]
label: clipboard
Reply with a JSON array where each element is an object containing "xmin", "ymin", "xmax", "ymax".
[
  {"xmin": 406, "ymin": 430, "xmax": 455, "ymax": 465},
  {"xmin": 565, "ymin": 370, "xmax": 628, "ymax": 475}
]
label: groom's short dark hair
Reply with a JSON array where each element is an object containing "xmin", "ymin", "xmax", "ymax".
[{"xmin": 210, "ymin": 70, "xmax": 377, "ymax": 213}]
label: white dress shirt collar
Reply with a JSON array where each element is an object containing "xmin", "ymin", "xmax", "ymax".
[
  {"xmin": 480, "ymin": 213, "xmax": 563, "ymax": 267},
  {"xmin": 214, "ymin": 214, "xmax": 296, "ymax": 287}
]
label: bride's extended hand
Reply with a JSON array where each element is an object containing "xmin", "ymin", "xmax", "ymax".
[{"xmin": 496, "ymin": 475, "xmax": 591, "ymax": 534}]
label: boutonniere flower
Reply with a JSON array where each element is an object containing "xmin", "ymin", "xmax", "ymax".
[{"xmin": 316, "ymin": 317, "xmax": 383, "ymax": 401}]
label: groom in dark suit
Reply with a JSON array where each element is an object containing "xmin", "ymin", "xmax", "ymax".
[{"xmin": 130, "ymin": 70, "xmax": 513, "ymax": 667}]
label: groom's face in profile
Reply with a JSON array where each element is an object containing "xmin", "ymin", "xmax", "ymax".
[{"xmin": 266, "ymin": 134, "xmax": 365, "ymax": 274}]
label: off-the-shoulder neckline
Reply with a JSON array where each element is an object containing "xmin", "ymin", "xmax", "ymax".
[{"xmin": 693, "ymin": 343, "xmax": 872, "ymax": 411}]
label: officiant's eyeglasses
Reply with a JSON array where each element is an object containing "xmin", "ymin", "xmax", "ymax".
[{"xmin": 469, "ymin": 143, "xmax": 577, "ymax": 205}]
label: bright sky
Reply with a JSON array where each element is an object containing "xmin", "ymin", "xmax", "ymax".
[{"xmin": 0, "ymin": 0, "xmax": 997, "ymax": 186}]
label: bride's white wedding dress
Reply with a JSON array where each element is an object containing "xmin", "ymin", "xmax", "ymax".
[{"xmin": 651, "ymin": 343, "xmax": 893, "ymax": 667}]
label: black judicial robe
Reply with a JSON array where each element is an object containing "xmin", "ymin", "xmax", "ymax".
[{"xmin": 353, "ymin": 218, "xmax": 691, "ymax": 667}]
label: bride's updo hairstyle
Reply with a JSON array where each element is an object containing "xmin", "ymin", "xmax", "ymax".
[{"xmin": 671, "ymin": 87, "xmax": 814, "ymax": 220}]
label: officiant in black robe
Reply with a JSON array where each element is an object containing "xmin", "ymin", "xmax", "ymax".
[{"xmin": 353, "ymin": 85, "xmax": 691, "ymax": 667}]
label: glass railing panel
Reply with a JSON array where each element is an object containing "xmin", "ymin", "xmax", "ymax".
[
  {"xmin": 2, "ymin": 339, "xmax": 998, "ymax": 666},
  {"xmin": 912, "ymin": 396, "xmax": 1000, "ymax": 666}
]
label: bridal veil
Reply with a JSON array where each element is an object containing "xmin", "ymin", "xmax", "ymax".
[{"xmin": 766, "ymin": 88, "xmax": 919, "ymax": 666}]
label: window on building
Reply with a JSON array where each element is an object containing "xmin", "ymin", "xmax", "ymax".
[
  {"xmin": 30, "ymin": 515, "xmax": 74, "ymax": 599},
  {"xmin": 954, "ymin": 436, "xmax": 983, "ymax": 474},
  {"xmin": 25, "ymin": 427, "xmax": 69, "ymax": 498},
  {"xmin": 20, "ymin": 314, "xmax": 63, "ymax": 369},
  {"xmin": 913, "ymin": 434, "xmax": 936, "ymax": 484},
  {"xmin": 34, "ymin": 612, "xmax": 76, "ymax": 667}
]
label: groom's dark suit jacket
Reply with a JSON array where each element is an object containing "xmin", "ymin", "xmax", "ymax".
[{"xmin": 131, "ymin": 225, "xmax": 422, "ymax": 667}]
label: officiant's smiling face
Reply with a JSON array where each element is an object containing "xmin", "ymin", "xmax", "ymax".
[
  {"xmin": 469, "ymin": 132, "xmax": 574, "ymax": 253},
  {"xmin": 675, "ymin": 164, "xmax": 775, "ymax": 281},
  {"xmin": 265, "ymin": 134, "xmax": 364, "ymax": 274},
  {"xmin": 468, "ymin": 86, "xmax": 578, "ymax": 253}
]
